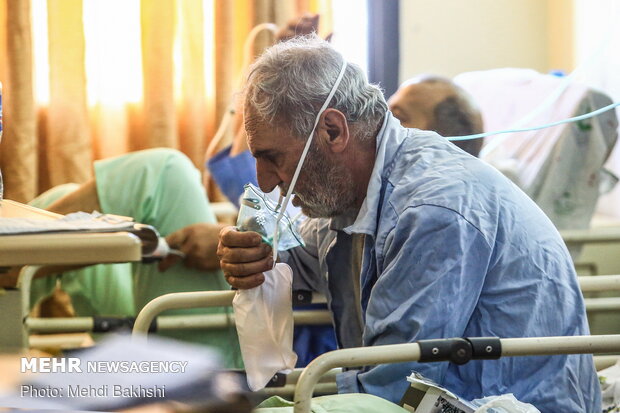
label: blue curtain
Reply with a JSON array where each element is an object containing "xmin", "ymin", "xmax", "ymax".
[{"xmin": 367, "ymin": 0, "xmax": 400, "ymax": 99}]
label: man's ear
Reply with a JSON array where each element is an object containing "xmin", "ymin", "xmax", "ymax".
[{"xmin": 318, "ymin": 108, "xmax": 349, "ymax": 153}]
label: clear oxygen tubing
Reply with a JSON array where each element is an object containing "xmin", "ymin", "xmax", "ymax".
[
  {"xmin": 447, "ymin": 100, "xmax": 620, "ymax": 142},
  {"xmin": 204, "ymin": 23, "xmax": 278, "ymax": 163},
  {"xmin": 271, "ymin": 60, "xmax": 348, "ymax": 264},
  {"xmin": 476, "ymin": 2, "xmax": 618, "ymax": 156}
]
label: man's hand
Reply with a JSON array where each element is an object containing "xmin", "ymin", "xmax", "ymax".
[
  {"xmin": 158, "ymin": 223, "xmax": 225, "ymax": 272},
  {"xmin": 217, "ymin": 226, "xmax": 273, "ymax": 289},
  {"xmin": 275, "ymin": 14, "xmax": 321, "ymax": 42}
]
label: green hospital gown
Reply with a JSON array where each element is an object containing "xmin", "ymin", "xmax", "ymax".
[
  {"xmin": 255, "ymin": 394, "xmax": 408, "ymax": 413},
  {"xmin": 29, "ymin": 148, "xmax": 241, "ymax": 368}
]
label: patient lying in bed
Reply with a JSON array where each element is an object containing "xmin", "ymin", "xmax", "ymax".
[{"xmin": 29, "ymin": 148, "xmax": 242, "ymax": 369}]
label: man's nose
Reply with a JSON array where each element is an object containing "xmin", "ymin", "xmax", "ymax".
[{"xmin": 256, "ymin": 162, "xmax": 281, "ymax": 194}]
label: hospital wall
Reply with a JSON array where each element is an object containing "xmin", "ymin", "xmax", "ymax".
[
  {"xmin": 398, "ymin": 0, "xmax": 570, "ymax": 81},
  {"xmin": 399, "ymin": 0, "xmax": 620, "ymax": 220}
]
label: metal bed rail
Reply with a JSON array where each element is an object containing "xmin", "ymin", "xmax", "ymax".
[
  {"xmin": 561, "ymin": 227, "xmax": 620, "ymax": 244},
  {"xmin": 260, "ymin": 368, "xmax": 341, "ymax": 397},
  {"xmin": 132, "ymin": 291, "xmax": 235, "ymax": 340},
  {"xmin": 24, "ymin": 275, "xmax": 620, "ymax": 337},
  {"xmin": 126, "ymin": 275, "xmax": 620, "ymax": 341},
  {"xmin": 580, "ymin": 274, "xmax": 620, "ymax": 312},
  {"xmin": 27, "ymin": 310, "xmax": 333, "ymax": 334},
  {"xmin": 130, "ymin": 290, "xmax": 332, "ymax": 340},
  {"xmin": 579, "ymin": 274, "xmax": 620, "ymax": 291},
  {"xmin": 293, "ymin": 335, "xmax": 620, "ymax": 413}
]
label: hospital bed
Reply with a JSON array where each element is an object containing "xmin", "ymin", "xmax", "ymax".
[
  {"xmin": 17, "ymin": 275, "xmax": 620, "ymax": 344},
  {"xmin": 456, "ymin": 68, "xmax": 620, "ymax": 337},
  {"xmin": 288, "ymin": 334, "xmax": 620, "ymax": 413},
  {"xmin": 0, "ymin": 200, "xmax": 142, "ymax": 350},
  {"xmin": 124, "ymin": 275, "xmax": 620, "ymax": 406},
  {"xmin": 24, "ymin": 291, "xmax": 331, "ymax": 336},
  {"xmin": 20, "ymin": 280, "xmax": 620, "ymax": 406},
  {"xmin": 26, "ymin": 273, "xmax": 620, "ymax": 349},
  {"xmin": 129, "ymin": 290, "xmax": 620, "ymax": 412},
  {"xmin": 563, "ymin": 226, "xmax": 620, "ymax": 336},
  {"xmin": 561, "ymin": 225, "xmax": 620, "ymax": 276},
  {"xmin": 454, "ymin": 68, "xmax": 618, "ymax": 236}
]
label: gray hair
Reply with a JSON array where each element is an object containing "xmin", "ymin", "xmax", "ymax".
[{"xmin": 244, "ymin": 34, "xmax": 387, "ymax": 141}]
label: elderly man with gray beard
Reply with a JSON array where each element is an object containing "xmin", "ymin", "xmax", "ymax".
[{"xmin": 216, "ymin": 35, "xmax": 600, "ymax": 412}]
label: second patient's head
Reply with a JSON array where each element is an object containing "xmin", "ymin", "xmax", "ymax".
[{"xmin": 388, "ymin": 75, "xmax": 484, "ymax": 157}]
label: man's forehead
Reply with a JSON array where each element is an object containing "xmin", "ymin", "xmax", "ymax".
[
  {"xmin": 243, "ymin": 106, "xmax": 262, "ymax": 133},
  {"xmin": 245, "ymin": 114, "xmax": 294, "ymax": 154},
  {"xmin": 245, "ymin": 126, "xmax": 270, "ymax": 155}
]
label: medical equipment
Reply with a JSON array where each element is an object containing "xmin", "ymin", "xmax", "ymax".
[
  {"xmin": 226, "ymin": 60, "xmax": 346, "ymax": 389},
  {"xmin": 237, "ymin": 184, "xmax": 304, "ymax": 251},
  {"xmin": 447, "ymin": 100, "xmax": 620, "ymax": 143}
]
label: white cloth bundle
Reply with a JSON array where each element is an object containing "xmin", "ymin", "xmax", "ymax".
[{"xmin": 233, "ymin": 263, "xmax": 298, "ymax": 391}]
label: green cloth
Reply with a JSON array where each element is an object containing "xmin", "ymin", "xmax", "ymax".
[
  {"xmin": 30, "ymin": 149, "xmax": 241, "ymax": 368},
  {"xmin": 29, "ymin": 184, "xmax": 136, "ymax": 317},
  {"xmin": 255, "ymin": 394, "xmax": 409, "ymax": 413}
]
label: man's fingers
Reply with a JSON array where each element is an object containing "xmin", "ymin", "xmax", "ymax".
[
  {"xmin": 218, "ymin": 243, "xmax": 271, "ymax": 263},
  {"xmin": 225, "ymin": 273, "xmax": 265, "ymax": 289},
  {"xmin": 221, "ymin": 255, "xmax": 273, "ymax": 277},
  {"xmin": 158, "ymin": 254, "xmax": 182, "ymax": 272},
  {"xmin": 165, "ymin": 228, "xmax": 187, "ymax": 249},
  {"xmin": 219, "ymin": 226, "xmax": 263, "ymax": 248}
]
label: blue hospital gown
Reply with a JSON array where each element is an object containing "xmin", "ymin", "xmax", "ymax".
[{"xmin": 289, "ymin": 113, "xmax": 600, "ymax": 412}]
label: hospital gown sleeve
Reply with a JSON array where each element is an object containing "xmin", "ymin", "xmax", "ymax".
[{"xmin": 337, "ymin": 205, "xmax": 493, "ymax": 403}]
